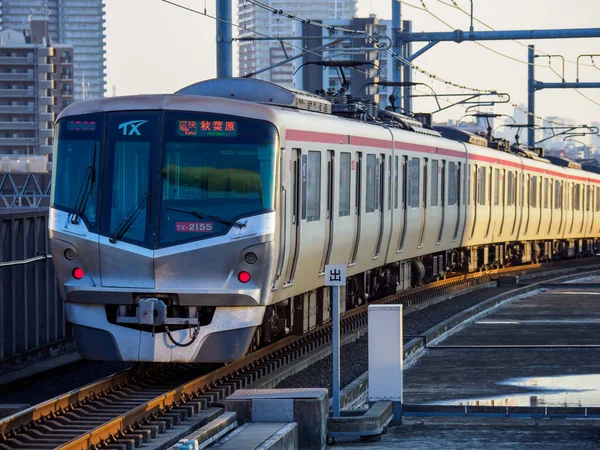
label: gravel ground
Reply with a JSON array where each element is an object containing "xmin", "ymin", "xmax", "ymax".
[
  {"xmin": 276, "ymin": 285, "xmax": 519, "ymax": 393},
  {"xmin": 0, "ymin": 360, "xmax": 132, "ymax": 406}
]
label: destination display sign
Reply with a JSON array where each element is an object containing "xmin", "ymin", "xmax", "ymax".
[
  {"xmin": 177, "ymin": 120, "xmax": 238, "ymax": 137},
  {"xmin": 67, "ymin": 120, "xmax": 97, "ymax": 131}
]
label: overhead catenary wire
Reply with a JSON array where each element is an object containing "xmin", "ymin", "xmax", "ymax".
[
  {"xmin": 245, "ymin": 0, "xmax": 494, "ymax": 94},
  {"xmin": 245, "ymin": 0, "xmax": 574, "ymax": 127},
  {"xmin": 161, "ymin": 0, "xmax": 367, "ymax": 78}
]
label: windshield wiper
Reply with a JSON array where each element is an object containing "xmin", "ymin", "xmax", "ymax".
[
  {"xmin": 68, "ymin": 143, "xmax": 97, "ymax": 224},
  {"xmin": 166, "ymin": 207, "xmax": 246, "ymax": 229},
  {"xmin": 109, "ymin": 193, "xmax": 149, "ymax": 243}
]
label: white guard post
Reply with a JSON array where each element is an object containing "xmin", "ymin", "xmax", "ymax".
[
  {"xmin": 368, "ymin": 304, "xmax": 403, "ymax": 425},
  {"xmin": 325, "ymin": 264, "xmax": 346, "ymax": 418}
]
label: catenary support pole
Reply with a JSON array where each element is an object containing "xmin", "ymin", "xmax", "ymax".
[
  {"xmin": 392, "ymin": 0, "xmax": 401, "ymax": 84},
  {"xmin": 403, "ymin": 20, "xmax": 413, "ymax": 114},
  {"xmin": 528, "ymin": 45, "xmax": 535, "ymax": 149},
  {"xmin": 216, "ymin": 0, "xmax": 232, "ymax": 78}
]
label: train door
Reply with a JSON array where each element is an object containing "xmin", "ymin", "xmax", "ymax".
[
  {"xmin": 485, "ymin": 167, "xmax": 495, "ymax": 239},
  {"xmin": 591, "ymin": 186, "xmax": 597, "ymax": 233},
  {"xmin": 284, "ymin": 148, "xmax": 301, "ymax": 285},
  {"xmin": 569, "ymin": 182, "xmax": 576, "ymax": 234},
  {"xmin": 350, "ymin": 152, "xmax": 362, "ymax": 265},
  {"xmin": 274, "ymin": 147, "xmax": 287, "ymax": 288},
  {"xmin": 374, "ymin": 153, "xmax": 385, "ymax": 257},
  {"xmin": 557, "ymin": 180, "xmax": 564, "ymax": 236},
  {"xmin": 498, "ymin": 168, "xmax": 506, "ymax": 238},
  {"xmin": 537, "ymin": 177, "xmax": 545, "ymax": 235},
  {"xmin": 320, "ymin": 150, "xmax": 334, "ymax": 273},
  {"xmin": 99, "ymin": 111, "xmax": 159, "ymax": 289},
  {"xmin": 437, "ymin": 160, "xmax": 446, "ymax": 244},
  {"xmin": 418, "ymin": 158, "xmax": 428, "ymax": 247},
  {"xmin": 524, "ymin": 174, "xmax": 531, "ymax": 236},
  {"xmin": 470, "ymin": 164, "xmax": 478, "ymax": 239},
  {"xmin": 452, "ymin": 162, "xmax": 462, "ymax": 242},
  {"xmin": 397, "ymin": 155, "xmax": 408, "ymax": 250},
  {"xmin": 547, "ymin": 178, "xmax": 553, "ymax": 234},
  {"xmin": 510, "ymin": 171, "xmax": 519, "ymax": 236}
]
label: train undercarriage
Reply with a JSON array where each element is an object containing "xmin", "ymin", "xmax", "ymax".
[{"xmin": 252, "ymin": 238, "xmax": 600, "ymax": 352}]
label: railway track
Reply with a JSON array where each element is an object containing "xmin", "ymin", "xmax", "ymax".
[{"xmin": 1, "ymin": 259, "xmax": 598, "ymax": 450}]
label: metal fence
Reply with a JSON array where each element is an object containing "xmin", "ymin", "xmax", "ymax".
[
  {"xmin": 0, "ymin": 173, "xmax": 52, "ymax": 208},
  {"xmin": 0, "ymin": 208, "xmax": 65, "ymax": 361}
]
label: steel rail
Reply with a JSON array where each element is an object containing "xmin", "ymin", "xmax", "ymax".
[{"xmin": 2, "ymin": 258, "xmax": 598, "ymax": 449}]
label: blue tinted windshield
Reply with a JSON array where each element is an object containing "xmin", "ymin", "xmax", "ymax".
[
  {"xmin": 159, "ymin": 112, "xmax": 277, "ymax": 246},
  {"xmin": 53, "ymin": 111, "xmax": 277, "ymax": 248}
]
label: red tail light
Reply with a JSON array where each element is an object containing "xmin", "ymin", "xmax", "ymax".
[
  {"xmin": 238, "ymin": 271, "xmax": 251, "ymax": 283},
  {"xmin": 72, "ymin": 268, "xmax": 84, "ymax": 279}
]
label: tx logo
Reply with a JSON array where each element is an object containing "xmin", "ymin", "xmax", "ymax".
[{"xmin": 118, "ymin": 120, "xmax": 148, "ymax": 136}]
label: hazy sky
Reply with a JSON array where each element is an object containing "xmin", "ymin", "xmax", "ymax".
[{"xmin": 105, "ymin": 0, "xmax": 600, "ymax": 127}]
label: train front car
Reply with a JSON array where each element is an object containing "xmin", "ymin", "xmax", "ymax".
[{"xmin": 49, "ymin": 95, "xmax": 279, "ymax": 362}]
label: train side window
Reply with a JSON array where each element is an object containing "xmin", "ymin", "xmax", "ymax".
[
  {"xmin": 507, "ymin": 172, "xmax": 515, "ymax": 206},
  {"xmin": 339, "ymin": 152, "xmax": 351, "ymax": 217},
  {"xmin": 410, "ymin": 157, "xmax": 420, "ymax": 207},
  {"xmin": 431, "ymin": 160, "xmax": 439, "ymax": 207},
  {"xmin": 596, "ymin": 186, "xmax": 600, "ymax": 211},
  {"xmin": 494, "ymin": 168, "xmax": 500, "ymax": 206},
  {"xmin": 366, "ymin": 154, "xmax": 376, "ymax": 213},
  {"xmin": 543, "ymin": 178, "xmax": 549, "ymax": 209},
  {"xmin": 586, "ymin": 185, "xmax": 591, "ymax": 211},
  {"xmin": 478, "ymin": 167, "xmax": 486, "ymax": 206},
  {"xmin": 306, "ymin": 151, "xmax": 321, "ymax": 222},
  {"xmin": 554, "ymin": 180, "xmax": 561, "ymax": 209},
  {"xmin": 531, "ymin": 175, "xmax": 537, "ymax": 208},
  {"xmin": 574, "ymin": 184, "xmax": 580, "ymax": 211},
  {"xmin": 394, "ymin": 156, "xmax": 399, "ymax": 209},
  {"xmin": 448, "ymin": 162, "xmax": 455, "ymax": 205}
]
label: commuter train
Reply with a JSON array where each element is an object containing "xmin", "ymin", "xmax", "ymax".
[{"xmin": 49, "ymin": 78, "xmax": 600, "ymax": 362}]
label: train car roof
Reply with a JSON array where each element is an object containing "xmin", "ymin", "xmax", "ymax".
[{"xmin": 56, "ymin": 94, "xmax": 283, "ymax": 128}]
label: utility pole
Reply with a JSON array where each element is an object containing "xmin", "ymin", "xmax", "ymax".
[{"xmin": 216, "ymin": 0, "xmax": 233, "ymax": 78}]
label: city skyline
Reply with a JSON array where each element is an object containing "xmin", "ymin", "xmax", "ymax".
[{"xmin": 104, "ymin": 0, "xmax": 600, "ymax": 128}]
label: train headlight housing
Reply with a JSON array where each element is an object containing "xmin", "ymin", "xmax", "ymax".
[
  {"xmin": 72, "ymin": 267, "xmax": 85, "ymax": 279},
  {"xmin": 64, "ymin": 248, "xmax": 75, "ymax": 260},
  {"xmin": 244, "ymin": 252, "xmax": 257, "ymax": 264},
  {"xmin": 238, "ymin": 271, "xmax": 251, "ymax": 283}
]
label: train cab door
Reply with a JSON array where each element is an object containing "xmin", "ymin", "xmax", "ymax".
[
  {"xmin": 98, "ymin": 111, "xmax": 159, "ymax": 288},
  {"xmin": 283, "ymin": 148, "xmax": 301, "ymax": 286}
]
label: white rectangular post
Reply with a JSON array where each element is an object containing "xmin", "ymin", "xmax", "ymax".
[
  {"xmin": 326, "ymin": 265, "xmax": 346, "ymax": 418},
  {"xmin": 368, "ymin": 304, "xmax": 403, "ymax": 424}
]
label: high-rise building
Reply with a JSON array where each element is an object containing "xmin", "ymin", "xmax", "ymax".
[
  {"xmin": 0, "ymin": 0, "xmax": 105, "ymax": 100},
  {"xmin": 238, "ymin": 0, "xmax": 357, "ymax": 87},
  {"xmin": 0, "ymin": 19, "xmax": 73, "ymax": 157}
]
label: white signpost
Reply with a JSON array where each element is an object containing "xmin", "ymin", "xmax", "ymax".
[{"xmin": 325, "ymin": 264, "xmax": 346, "ymax": 418}]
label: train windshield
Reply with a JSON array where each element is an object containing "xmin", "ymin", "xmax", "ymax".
[
  {"xmin": 159, "ymin": 112, "xmax": 277, "ymax": 246},
  {"xmin": 52, "ymin": 111, "xmax": 277, "ymax": 248}
]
